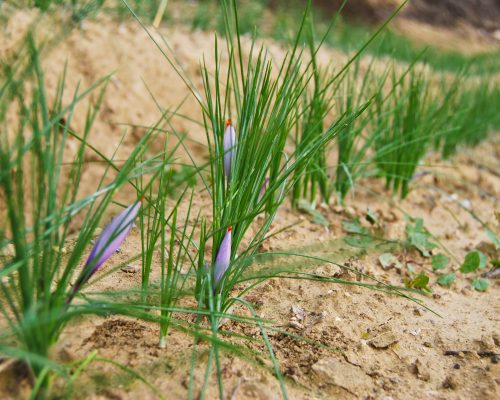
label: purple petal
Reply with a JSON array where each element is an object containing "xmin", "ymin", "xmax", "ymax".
[
  {"xmin": 214, "ymin": 226, "xmax": 232, "ymax": 288},
  {"xmin": 223, "ymin": 120, "xmax": 237, "ymax": 179},
  {"xmin": 67, "ymin": 199, "xmax": 142, "ymax": 303},
  {"xmin": 85, "ymin": 200, "xmax": 142, "ymax": 277},
  {"xmin": 259, "ymin": 176, "xmax": 270, "ymax": 201}
]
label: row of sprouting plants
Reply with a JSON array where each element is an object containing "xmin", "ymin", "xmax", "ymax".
[
  {"xmin": 1, "ymin": 1, "xmax": 499, "ymax": 398},
  {"xmin": 292, "ymin": 45, "xmax": 500, "ymax": 203}
]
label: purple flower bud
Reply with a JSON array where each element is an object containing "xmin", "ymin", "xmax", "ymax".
[
  {"xmin": 71, "ymin": 199, "xmax": 142, "ymax": 297},
  {"xmin": 223, "ymin": 119, "xmax": 237, "ymax": 179},
  {"xmin": 213, "ymin": 226, "xmax": 232, "ymax": 289},
  {"xmin": 259, "ymin": 176, "xmax": 270, "ymax": 201}
]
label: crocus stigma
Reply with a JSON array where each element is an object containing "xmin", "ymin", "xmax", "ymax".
[
  {"xmin": 213, "ymin": 226, "xmax": 232, "ymax": 289},
  {"xmin": 70, "ymin": 199, "xmax": 142, "ymax": 299},
  {"xmin": 223, "ymin": 119, "xmax": 237, "ymax": 180}
]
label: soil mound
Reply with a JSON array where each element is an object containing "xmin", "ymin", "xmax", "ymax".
[
  {"xmin": 299, "ymin": 0, "xmax": 500, "ymax": 32},
  {"xmin": 404, "ymin": 0, "xmax": 500, "ymax": 32},
  {"xmin": 312, "ymin": 0, "xmax": 396, "ymax": 23}
]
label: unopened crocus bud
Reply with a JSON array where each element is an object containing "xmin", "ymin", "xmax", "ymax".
[
  {"xmin": 223, "ymin": 119, "xmax": 237, "ymax": 179},
  {"xmin": 213, "ymin": 226, "xmax": 232, "ymax": 289},
  {"xmin": 69, "ymin": 199, "xmax": 142, "ymax": 299},
  {"xmin": 258, "ymin": 176, "xmax": 270, "ymax": 201}
]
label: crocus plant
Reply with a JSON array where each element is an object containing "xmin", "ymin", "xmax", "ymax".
[
  {"xmin": 68, "ymin": 198, "xmax": 142, "ymax": 302},
  {"xmin": 213, "ymin": 226, "xmax": 232, "ymax": 291},
  {"xmin": 223, "ymin": 119, "xmax": 237, "ymax": 180}
]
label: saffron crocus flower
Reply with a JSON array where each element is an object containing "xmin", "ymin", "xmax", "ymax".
[
  {"xmin": 223, "ymin": 119, "xmax": 237, "ymax": 179},
  {"xmin": 213, "ymin": 226, "xmax": 232, "ymax": 289},
  {"xmin": 69, "ymin": 199, "xmax": 142, "ymax": 299}
]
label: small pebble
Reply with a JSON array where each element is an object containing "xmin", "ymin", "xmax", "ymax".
[
  {"xmin": 345, "ymin": 206, "xmax": 356, "ymax": 216},
  {"xmin": 289, "ymin": 321, "xmax": 304, "ymax": 330},
  {"xmin": 461, "ymin": 199, "xmax": 471, "ymax": 209},
  {"xmin": 453, "ymin": 363, "xmax": 460, "ymax": 369},
  {"xmin": 121, "ymin": 264, "xmax": 139, "ymax": 273},
  {"xmin": 0, "ymin": 243, "xmax": 15, "ymax": 257},
  {"xmin": 443, "ymin": 375, "xmax": 458, "ymax": 389},
  {"xmin": 410, "ymin": 328, "xmax": 421, "ymax": 336}
]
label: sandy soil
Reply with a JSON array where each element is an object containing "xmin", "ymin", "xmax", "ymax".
[{"xmin": 0, "ymin": 8, "xmax": 499, "ymax": 400}]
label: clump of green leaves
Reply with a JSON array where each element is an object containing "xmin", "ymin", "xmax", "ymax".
[
  {"xmin": 342, "ymin": 218, "xmax": 376, "ymax": 248},
  {"xmin": 291, "ymin": 15, "xmax": 336, "ymax": 207},
  {"xmin": 333, "ymin": 60, "xmax": 390, "ymax": 202},
  {"xmin": 459, "ymin": 250, "xmax": 490, "ymax": 292},
  {"xmin": 404, "ymin": 217, "xmax": 437, "ymax": 257},
  {"xmin": 400, "ymin": 217, "xmax": 493, "ymax": 292},
  {"xmin": 371, "ymin": 71, "xmax": 434, "ymax": 198},
  {"xmin": 33, "ymin": 0, "xmax": 106, "ymax": 22},
  {"xmin": 432, "ymin": 253, "xmax": 455, "ymax": 286},
  {"xmin": 405, "ymin": 272, "xmax": 431, "ymax": 293},
  {"xmin": 433, "ymin": 249, "xmax": 492, "ymax": 290},
  {"xmin": 190, "ymin": 0, "xmax": 373, "ymax": 311},
  {"xmin": 440, "ymin": 80, "xmax": 500, "ymax": 158}
]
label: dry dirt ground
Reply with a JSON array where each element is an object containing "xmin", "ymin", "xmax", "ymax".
[{"xmin": 0, "ymin": 8, "xmax": 499, "ymax": 400}]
